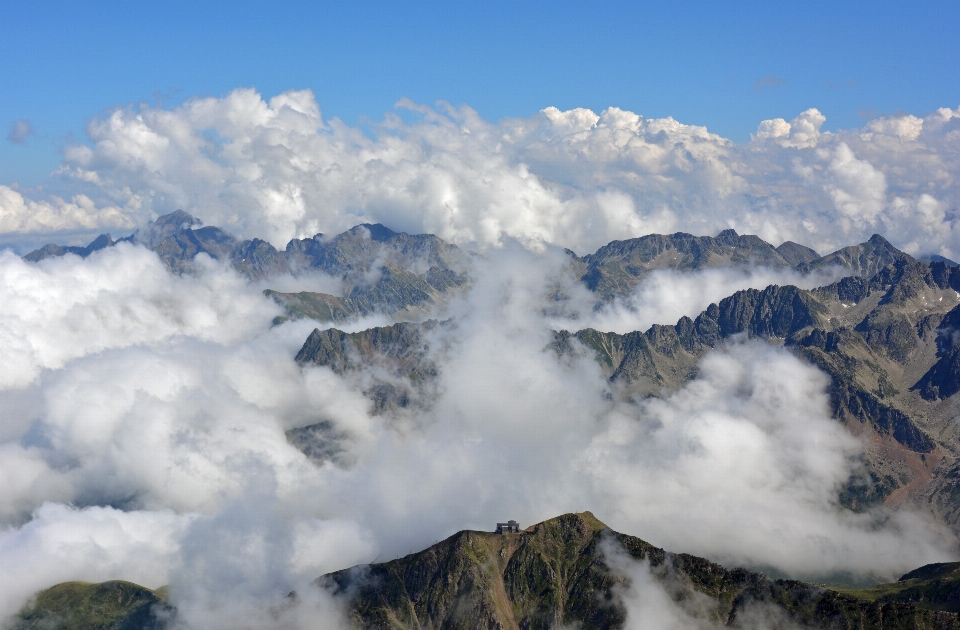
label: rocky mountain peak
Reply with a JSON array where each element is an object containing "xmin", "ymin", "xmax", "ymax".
[
  {"xmin": 136, "ymin": 210, "xmax": 207, "ymax": 248},
  {"xmin": 355, "ymin": 223, "xmax": 399, "ymax": 242}
]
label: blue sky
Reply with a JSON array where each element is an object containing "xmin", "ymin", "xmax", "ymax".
[{"xmin": 2, "ymin": 0, "xmax": 958, "ymax": 188}]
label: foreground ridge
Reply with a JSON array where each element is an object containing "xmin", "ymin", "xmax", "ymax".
[
  {"xmin": 13, "ymin": 513, "xmax": 960, "ymax": 630},
  {"xmin": 318, "ymin": 512, "xmax": 960, "ymax": 629}
]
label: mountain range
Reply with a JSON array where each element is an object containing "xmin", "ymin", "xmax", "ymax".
[
  {"xmin": 288, "ymin": 230, "xmax": 960, "ymax": 532},
  {"xmin": 29, "ymin": 213, "xmax": 960, "ymax": 528},
  {"xmin": 26, "ymin": 211, "xmax": 470, "ymax": 323},
  {"xmin": 20, "ymin": 213, "xmax": 960, "ymax": 627}
]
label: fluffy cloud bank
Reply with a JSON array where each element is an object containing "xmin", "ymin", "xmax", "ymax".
[
  {"xmin": 0, "ymin": 185, "xmax": 133, "ymax": 235},
  {"xmin": 3, "ymin": 90, "xmax": 957, "ymax": 258}
]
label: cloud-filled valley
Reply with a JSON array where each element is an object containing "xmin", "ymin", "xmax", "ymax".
[{"xmin": 2, "ymin": 93, "xmax": 960, "ymax": 629}]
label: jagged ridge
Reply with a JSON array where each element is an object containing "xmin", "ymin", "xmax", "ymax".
[{"xmin": 25, "ymin": 211, "xmax": 471, "ymax": 323}]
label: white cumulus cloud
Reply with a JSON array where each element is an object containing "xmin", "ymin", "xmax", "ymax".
[{"xmin": 3, "ymin": 90, "xmax": 954, "ymax": 259}]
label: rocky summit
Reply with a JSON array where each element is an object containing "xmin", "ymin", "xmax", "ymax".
[{"xmin": 319, "ymin": 512, "xmax": 960, "ymax": 629}]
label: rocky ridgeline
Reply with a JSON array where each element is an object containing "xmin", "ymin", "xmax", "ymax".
[
  {"xmin": 322, "ymin": 512, "xmax": 960, "ymax": 629},
  {"xmin": 25, "ymin": 212, "xmax": 927, "ymax": 325},
  {"xmin": 568, "ymin": 230, "xmax": 904, "ymax": 302},
  {"xmin": 25, "ymin": 210, "xmax": 471, "ymax": 323}
]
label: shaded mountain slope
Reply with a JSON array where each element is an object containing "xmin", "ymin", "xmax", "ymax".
[
  {"xmin": 551, "ymin": 281, "xmax": 828, "ymax": 401},
  {"xmin": 266, "ymin": 258, "xmax": 459, "ymax": 324},
  {"xmin": 775, "ymin": 240, "xmax": 821, "ymax": 266},
  {"xmin": 912, "ymin": 304, "xmax": 960, "ymax": 401},
  {"xmin": 319, "ymin": 512, "xmax": 960, "ymax": 629},
  {"xmin": 295, "ymin": 320, "xmax": 448, "ymax": 418},
  {"xmin": 568, "ymin": 229, "xmax": 909, "ymax": 303},
  {"xmin": 22, "ymin": 233, "xmax": 116, "ymax": 262},
  {"xmin": 289, "ymin": 321, "xmax": 447, "ymax": 461},
  {"xmin": 803, "ymin": 234, "xmax": 912, "ymax": 278},
  {"xmin": 11, "ymin": 581, "xmax": 171, "ymax": 630}
]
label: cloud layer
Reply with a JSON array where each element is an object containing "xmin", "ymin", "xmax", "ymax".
[
  {"xmin": 4, "ymin": 90, "xmax": 957, "ymax": 259},
  {"xmin": 0, "ymin": 242, "xmax": 955, "ymax": 629},
  {"xmin": 1, "ymin": 92, "xmax": 960, "ymax": 628}
]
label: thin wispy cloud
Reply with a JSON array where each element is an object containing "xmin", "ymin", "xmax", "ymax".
[
  {"xmin": 828, "ymin": 79, "xmax": 859, "ymax": 89},
  {"xmin": 6, "ymin": 119, "xmax": 33, "ymax": 145},
  {"xmin": 753, "ymin": 74, "xmax": 786, "ymax": 91}
]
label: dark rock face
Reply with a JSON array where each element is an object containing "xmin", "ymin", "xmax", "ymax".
[
  {"xmin": 914, "ymin": 305, "xmax": 960, "ymax": 401},
  {"xmin": 554, "ymin": 284, "xmax": 829, "ymax": 398},
  {"xmin": 714, "ymin": 284, "xmax": 824, "ymax": 339},
  {"xmin": 296, "ymin": 321, "xmax": 442, "ymax": 376},
  {"xmin": 268, "ymin": 227, "xmax": 470, "ymax": 322},
  {"xmin": 827, "ymin": 380, "xmax": 935, "ymax": 452},
  {"xmin": 318, "ymin": 512, "xmax": 960, "ymax": 629},
  {"xmin": 286, "ymin": 420, "xmax": 350, "ymax": 466},
  {"xmin": 296, "ymin": 321, "xmax": 447, "ymax": 414}
]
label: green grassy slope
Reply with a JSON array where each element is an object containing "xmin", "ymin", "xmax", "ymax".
[
  {"xmin": 832, "ymin": 562, "xmax": 960, "ymax": 612},
  {"xmin": 12, "ymin": 581, "xmax": 171, "ymax": 630}
]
